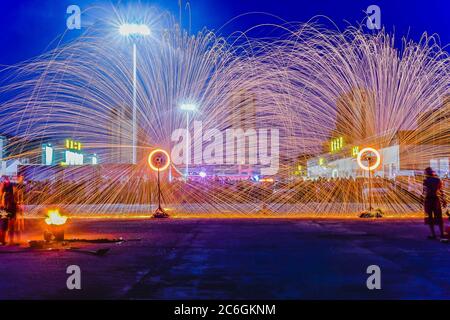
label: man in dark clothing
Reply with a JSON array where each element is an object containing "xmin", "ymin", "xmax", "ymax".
[
  {"xmin": 3, "ymin": 177, "xmax": 17, "ymax": 245},
  {"xmin": 0, "ymin": 177, "xmax": 9, "ymax": 244},
  {"xmin": 423, "ymin": 167, "xmax": 447, "ymax": 239}
]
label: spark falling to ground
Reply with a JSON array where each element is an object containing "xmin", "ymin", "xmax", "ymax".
[{"xmin": 0, "ymin": 7, "xmax": 448, "ymax": 217}]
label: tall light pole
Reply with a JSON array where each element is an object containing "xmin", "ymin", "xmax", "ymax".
[
  {"xmin": 119, "ymin": 23, "xmax": 150, "ymax": 164},
  {"xmin": 179, "ymin": 103, "xmax": 197, "ymax": 180}
]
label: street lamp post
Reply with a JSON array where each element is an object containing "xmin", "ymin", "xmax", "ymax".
[
  {"xmin": 132, "ymin": 42, "xmax": 137, "ymax": 165},
  {"xmin": 179, "ymin": 103, "xmax": 197, "ymax": 180},
  {"xmin": 119, "ymin": 23, "xmax": 150, "ymax": 164}
]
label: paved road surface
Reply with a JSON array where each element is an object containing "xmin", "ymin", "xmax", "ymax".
[{"xmin": 0, "ymin": 218, "xmax": 449, "ymax": 299}]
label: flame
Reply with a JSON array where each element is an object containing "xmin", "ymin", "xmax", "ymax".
[{"xmin": 45, "ymin": 210, "xmax": 68, "ymax": 225}]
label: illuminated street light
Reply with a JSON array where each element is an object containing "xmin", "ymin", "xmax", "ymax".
[
  {"xmin": 179, "ymin": 103, "xmax": 197, "ymax": 111},
  {"xmin": 179, "ymin": 103, "xmax": 198, "ymax": 180},
  {"xmin": 119, "ymin": 23, "xmax": 151, "ymax": 36},
  {"xmin": 119, "ymin": 23, "xmax": 150, "ymax": 164}
]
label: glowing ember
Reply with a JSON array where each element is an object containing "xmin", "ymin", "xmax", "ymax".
[{"xmin": 45, "ymin": 210, "xmax": 68, "ymax": 226}]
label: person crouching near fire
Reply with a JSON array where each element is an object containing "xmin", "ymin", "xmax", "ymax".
[{"xmin": 423, "ymin": 167, "xmax": 447, "ymax": 240}]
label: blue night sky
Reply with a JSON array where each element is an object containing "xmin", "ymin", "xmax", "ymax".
[{"xmin": 0, "ymin": 0, "xmax": 449, "ymax": 65}]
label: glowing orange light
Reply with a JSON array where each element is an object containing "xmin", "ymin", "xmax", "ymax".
[
  {"xmin": 45, "ymin": 209, "xmax": 68, "ymax": 225},
  {"xmin": 357, "ymin": 147, "xmax": 381, "ymax": 171},
  {"xmin": 148, "ymin": 149, "xmax": 171, "ymax": 172}
]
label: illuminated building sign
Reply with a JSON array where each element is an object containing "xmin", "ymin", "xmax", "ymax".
[
  {"xmin": 42, "ymin": 143, "xmax": 54, "ymax": 165},
  {"xmin": 351, "ymin": 146, "xmax": 359, "ymax": 157},
  {"xmin": 0, "ymin": 136, "xmax": 6, "ymax": 160},
  {"xmin": 330, "ymin": 137, "xmax": 344, "ymax": 153},
  {"xmin": 63, "ymin": 150, "xmax": 84, "ymax": 165},
  {"xmin": 65, "ymin": 139, "xmax": 82, "ymax": 151},
  {"xmin": 62, "ymin": 138, "xmax": 83, "ymax": 165},
  {"xmin": 294, "ymin": 165, "xmax": 303, "ymax": 175},
  {"xmin": 41, "ymin": 139, "xmax": 98, "ymax": 166}
]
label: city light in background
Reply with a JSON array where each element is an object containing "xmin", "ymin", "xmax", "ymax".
[
  {"xmin": 179, "ymin": 103, "xmax": 198, "ymax": 112},
  {"xmin": 119, "ymin": 23, "xmax": 151, "ymax": 36}
]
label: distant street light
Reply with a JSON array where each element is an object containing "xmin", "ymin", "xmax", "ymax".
[
  {"xmin": 119, "ymin": 23, "xmax": 151, "ymax": 36},
  {"xmin": 179, "ymin": 103, "xmax": 198, "ymax": 180},
  {"xmin": 179, "ymin": 103, "xmax": 197, "ymax": 112},
  {"xmin": 119, "ymin": 23, "xmax": 150, "ymax": 164}
]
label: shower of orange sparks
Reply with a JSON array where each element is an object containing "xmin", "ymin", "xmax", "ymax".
[{"xmin": 0, "ymin": 6, "xmax": 448, "ymax": 217}]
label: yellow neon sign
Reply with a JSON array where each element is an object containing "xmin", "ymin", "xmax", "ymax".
[
  {"xmin": 65, "ymin": 139, "xmax": 82, "ymax": 151},
  {"xmin": 330, "ymin": 136, "xmax": 344, "ymax": 153},
  {"xmin": 352, "ymin": 146, "xmax": 359, "ymax": 157}
]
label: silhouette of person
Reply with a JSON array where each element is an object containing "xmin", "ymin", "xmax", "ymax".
[{"xmin": 423, "ymin": 167, "xmax": 447, "ymax": 239}]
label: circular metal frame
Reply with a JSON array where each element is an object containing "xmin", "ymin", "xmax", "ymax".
[
  {"xmin": 357, "ymin": 147, "xmax": 381, "ymax": 171},
  {"xmin": 148, "ymin": 149, "xmax": 171, "ymax": 172}
]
